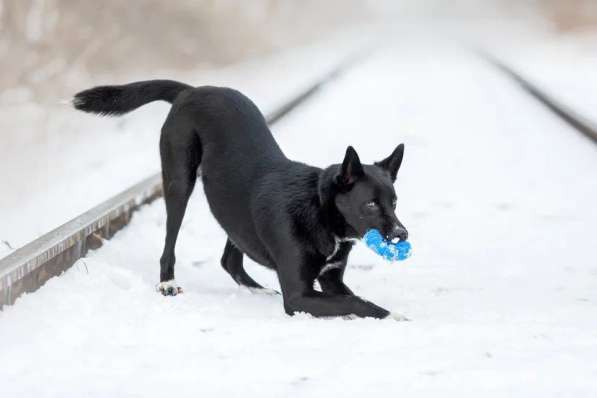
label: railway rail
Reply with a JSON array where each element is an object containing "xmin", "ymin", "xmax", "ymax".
[{"xmin": 482, "ymin": 52, "xmax": 597, "ymax": 144}]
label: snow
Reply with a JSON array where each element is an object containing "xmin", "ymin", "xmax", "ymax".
[{"xmin": 2, "ymin": 37, "xmax": 597, "ymax": 397}]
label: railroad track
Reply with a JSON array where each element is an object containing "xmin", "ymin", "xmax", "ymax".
[
  {"xmin": 481, "ymin": 52, "xmax": 597, "ymax": 144},
  {"xmin": 0, "ymin": 53, "xmax": 362, "ymax": 308}
]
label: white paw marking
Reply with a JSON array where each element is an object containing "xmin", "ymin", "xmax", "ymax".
[
  {"xmin": 389, "ymin": 312, "xmax": 410, "ymax": 322},
  {"xmin": 156, "ymin": 280, "xmax": 182, "ymax": 295}
]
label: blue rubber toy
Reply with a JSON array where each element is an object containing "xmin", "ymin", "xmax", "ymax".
[{"xmin": 363, "ymin": 229, "xmax": 412, "ymax": 262}]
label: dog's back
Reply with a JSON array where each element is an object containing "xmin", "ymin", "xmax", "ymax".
[{"xmin": 75, "ymin": 80, "xmax": 295, "ymax": 268}]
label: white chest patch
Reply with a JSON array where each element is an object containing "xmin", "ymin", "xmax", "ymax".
[
  {"xmin": 326, "ymin": 236, "xmax": 358, "ymax": 261},
  {"xmin": 321, "ymin": 236, "xmax": 358, "ymax": 276},
  {"xmin": 319, "ymin": 261, "xmax": 343, "ymax": 276},
  {"xmin": 326, "ymin": 239, "xmax": 341, "ymax": 262}
]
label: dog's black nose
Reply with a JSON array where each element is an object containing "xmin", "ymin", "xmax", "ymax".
[{"xmin": 388, "ymin": 225, "xmax": 408, "ymax": 241}]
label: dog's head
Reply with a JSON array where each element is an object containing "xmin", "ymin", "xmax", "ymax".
[{"xmin": 332, "ymin": 144, "xmax": 407, "ymax": 241}]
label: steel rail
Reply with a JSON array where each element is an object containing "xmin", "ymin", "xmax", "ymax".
[{"xmin": 482, "ymin": 52, "xmax": 597, "ymax": 144}]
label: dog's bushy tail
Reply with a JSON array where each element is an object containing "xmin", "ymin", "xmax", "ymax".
[{"xmin": 73, "ymin": 80, "xmax": 192, "ymax": 116}]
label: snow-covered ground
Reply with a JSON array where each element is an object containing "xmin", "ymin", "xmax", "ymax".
[{"xmin": 2, "ymin": 37, "xmax": 597, "ymax": 397}]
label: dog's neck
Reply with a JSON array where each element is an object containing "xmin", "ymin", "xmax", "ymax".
[{"xmin": 317, "ymin": 167, "xmax": 358, "ymax": 241}]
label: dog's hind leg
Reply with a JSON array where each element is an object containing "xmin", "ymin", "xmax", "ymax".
[
  {"xmin": 158, "ymin": 115, "xmax": 201, "ymax": 296},
  {"xmin": 221, "ymin": 239, "xmax": 274, "ymax": 293}
]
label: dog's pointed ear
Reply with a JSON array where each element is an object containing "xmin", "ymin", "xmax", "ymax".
[
  {"xmin": 337, "ymin": 146, "xmax": 364, "ymax": 187},
  {"xmin": 375, "ymin": 143, "xmax": 404, "ymax": 182}
]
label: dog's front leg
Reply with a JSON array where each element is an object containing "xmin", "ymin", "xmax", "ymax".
[
  {"xmin": 276, "ymin": 248, "xmax": 389, "ymax": 319},
  {"xmin": 318, "ymin": 267, "xmax": 353, "ymax": 296},
  {"xmin": 285, "ymin": 291, "xmax": 390, "ymax": 319},
  {"xmin": 317, "ymin": 241, "xmax": 354, "ymax": 296}
]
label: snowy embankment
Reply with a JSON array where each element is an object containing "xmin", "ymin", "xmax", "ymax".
[{"xmin": 2, "ymin": 40, "xmax": 597, "ymax": 397}]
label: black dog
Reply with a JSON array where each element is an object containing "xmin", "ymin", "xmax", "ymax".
[{"xmin": 73, "ymin": 80, "xmax": 408, "ymax": 319}]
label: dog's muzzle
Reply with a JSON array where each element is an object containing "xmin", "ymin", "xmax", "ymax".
[{"xmin": 387, "ymin": 224, "xmax": 408, "ymax": 241}]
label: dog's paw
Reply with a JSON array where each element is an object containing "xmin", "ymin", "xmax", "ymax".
[
  {"xmin": 389, "ymin": 312, "xmax": 410, "ymax": 322},
  {"xmin": 156, "ymin": 280, "xmax": 183, "ymax": 296}
]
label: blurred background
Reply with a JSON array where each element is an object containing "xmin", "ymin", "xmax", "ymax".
[
  {"xmin": 1, "ymin": 0, "xmax": 596, "ymax": 102},
  {"xmin": 1, "ymin": 0, "xmax": 596, "ymax": 253}
]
